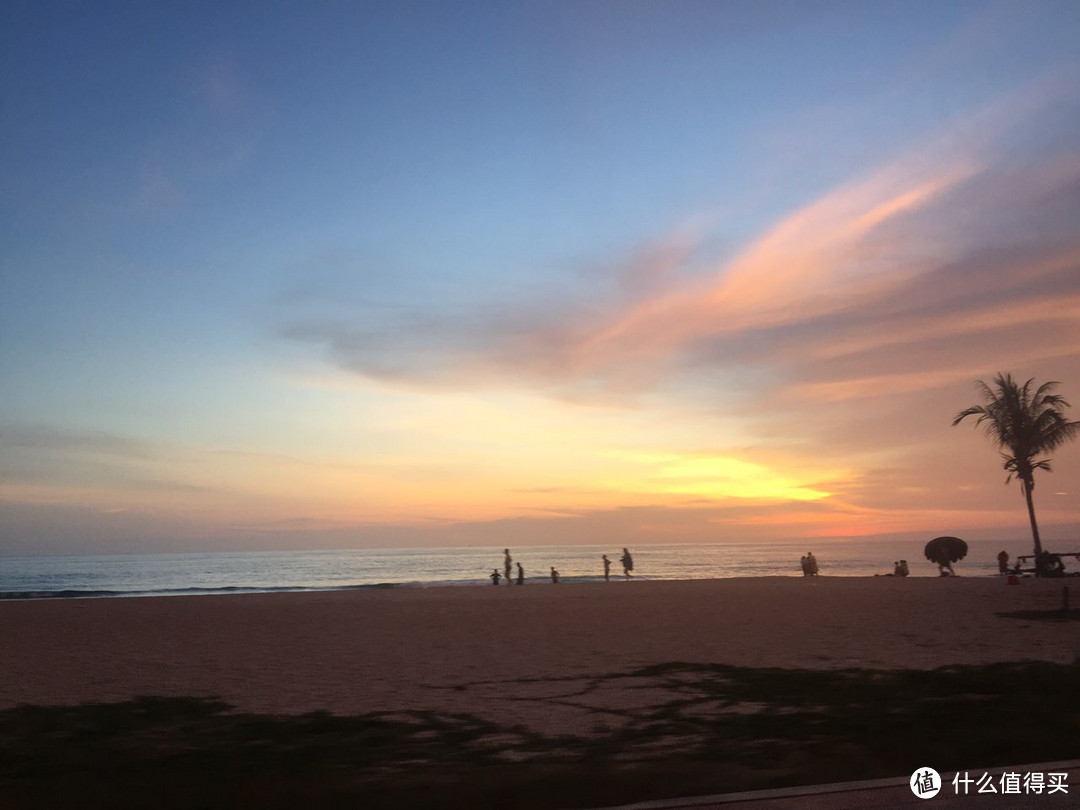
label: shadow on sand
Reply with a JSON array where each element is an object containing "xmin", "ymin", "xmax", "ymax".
[{"xmin": 2, "ymin": 661, "xmax": 1078, "ymax": 809}]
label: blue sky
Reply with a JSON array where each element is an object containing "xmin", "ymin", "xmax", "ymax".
[{"xmin": 3, "ymin": 1, "xmax": 1080, "ymax": 554}]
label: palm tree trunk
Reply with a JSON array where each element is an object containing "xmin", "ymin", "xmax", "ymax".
[{"xmin": 1022, "ymin": 479, "xmax": 1043, "ymax": 557}]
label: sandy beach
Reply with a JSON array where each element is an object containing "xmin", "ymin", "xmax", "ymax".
[{"xmin": 2, "ymin": 576, "xmax": 1076, "ymax": 736}]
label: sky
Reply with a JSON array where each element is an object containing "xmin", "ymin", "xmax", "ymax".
[{"xmin": 2, "ymin": 1, "xmax": 1080, "ymax": 556}]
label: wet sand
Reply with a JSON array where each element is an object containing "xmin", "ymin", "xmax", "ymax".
[{"xmin": 1, "ymin": 577, "xmax": 1076, "ymax": 734}]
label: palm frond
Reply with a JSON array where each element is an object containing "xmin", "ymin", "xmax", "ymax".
[
  {"xmin": 956, "ymin": 372, "xmax": 1077, "ymax": 489},
  {"xmin": 952, "ymin": 404, "xmax": 987, "ymax": 427}
]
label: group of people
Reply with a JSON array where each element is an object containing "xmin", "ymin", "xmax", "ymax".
[
  {"xmin": 875, "ymin": 559, "xmax": 912, "ymax": 577},
  {"xmin": 1004, "ymin": 549, "xmax": 1072, "ymax": 577},
  {"xmin": 490, "ymin": 548, "xmax": 527, "ymax": 586},
  {"xmin": 799, "ymin": 551, "xmax": 819, "ymax": 576},
  {"xmin": 490, "ymin": 548, "xmax": 634, "ymax": 585},
  {"xmin": 603, "ymin": 548, "xmax": 634, "ymax": 581}
]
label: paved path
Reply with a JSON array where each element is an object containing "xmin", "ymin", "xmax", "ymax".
[{"xmin": 592, "ymin": 761, "xmax": 1080, "ymax": 810}]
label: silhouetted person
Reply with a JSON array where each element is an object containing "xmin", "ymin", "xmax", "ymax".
[
  {"xmin": 602, "ymin": 554, "xmax": 611, "ymax": 582},
  {"xmin": 899, "ymin": 560, "xmax": 909, "ymax": 577},
  {"xmin": 800, "ymin": 555, "xmax": 810, "ymax": 576},
  {"xmin": 1036, "ymin": 551, "xmax": 1066, "ymax": 577},
  {"xmin": 504, "ymin": 549, "xmax": 513, "ymax": 585},
  {"xmin": 516, "ymin": 562, "xmax": 524, "ymax": 585},
  {"xmin": 806, "ymin": 551, "xmax": 818, "ymax": 576},
  {"xmin": 550, "ymin": 567, "xmax": 559, "ymax": 584},
  {"xmin": 620, "ymin": 548, "xmax": 633, "ymax": 579},
  {"xmin": 997, "ymin": 550, "xmax": 1009, "ymax": 575},
  {"xmin": 491, "ymin": 569, "xmax": 501, "ymax": 586}
]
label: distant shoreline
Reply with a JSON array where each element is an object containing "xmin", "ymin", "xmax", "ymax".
[
  {"xmin": 0, "ymin": 582, "xmax": 406, "ymax": 601},
  {"xmin": 0, "ymin": 568, "xmax": 1030, "ymax": 602},
  {"xmin": 0, "ymin": 541, "xmax": 1035, "ymax": 600}
]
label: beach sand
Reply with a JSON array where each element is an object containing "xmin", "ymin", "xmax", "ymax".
[{"xmin": 1, "ymin": 577, "xmax": 1077, "ymax": 736}]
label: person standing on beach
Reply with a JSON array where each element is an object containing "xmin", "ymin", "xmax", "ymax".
[
  {"xmin": 806, "ymin": 552, "xmax": 818, "ymax": 576},
  {"xmin": 491, "ymin": 569, "xmax": 501, "ymax": 586},
  {"xmin": 800, "ymin": 555, "xmax": 810, "ymax": 576},
  {"xmin": 620, "ymin": 548, "xmax": 634, "ymax": 579},
  {"xmin": 503, "ymin": 549, "xmax": 513, "ymax": 585},
  {"xmin": 516, "ymin": 562, "xmax": 524, "ymax": 585},
  {"xmin": 602, "ymin": 554, "xmax": 611, "ymax": 582},
  {"xmin": 997, "ymin": 550, "xmax": 1009, "ymax": 574},
  {"xmin": 550, "ymin": 567, "xmax": 559, "ymax": 583}
]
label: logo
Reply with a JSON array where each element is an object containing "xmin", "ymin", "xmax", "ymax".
[{"xmin": 911, "ymin": 767, "xmax": 941, "ymax": 799}]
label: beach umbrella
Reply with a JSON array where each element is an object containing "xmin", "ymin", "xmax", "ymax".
[{"xmin": 924, "ymin": 536, "xmax": 968, "ymax": 572}]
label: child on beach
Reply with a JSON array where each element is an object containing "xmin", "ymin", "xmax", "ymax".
[{"xmin": 491, "ymin": 569, "xmax": 501, "ymax": 586}]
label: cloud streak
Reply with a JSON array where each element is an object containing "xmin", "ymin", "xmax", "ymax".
[{"xmin": 281, "ymin": 71, "xmax": 1080, "ymax": 411}]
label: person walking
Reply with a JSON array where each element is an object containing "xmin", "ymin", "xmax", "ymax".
[
  {"xmin": 620, "ymin": 548, "xmax": 634, "ymax": 579},
  {"xmin": 550, "ymin": 566, "xmax": 559, "ymax": 584},
  {"xmin": 503, "ymin": 549, "xmax": 513, "ymax": 585},
  {"xmin": 602, "ymin": 554, "xmax": 611, "ymax": 582}
]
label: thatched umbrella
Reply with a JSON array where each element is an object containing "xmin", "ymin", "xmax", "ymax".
[{"xmin": 924, "ymin": 536, "xmax": 968, "ymax": 576}]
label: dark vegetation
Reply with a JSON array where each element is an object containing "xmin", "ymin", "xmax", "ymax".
[
  {"xmin": 998, "ymin": 609, "xmax": 1080, "ymax": 621},
  {"xmin": 2, "ymin": 661, "xmax": 1079, "ymax": 809}
]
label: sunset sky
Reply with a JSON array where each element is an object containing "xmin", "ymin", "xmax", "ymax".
[{"xmin": 3, "ymin": 1, "xmax": 1080, "ymax": 555}]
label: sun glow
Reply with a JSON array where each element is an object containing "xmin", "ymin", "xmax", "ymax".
[{"xmin": 601, "ymin": 451, "xmax": 836, "ymax": 503}]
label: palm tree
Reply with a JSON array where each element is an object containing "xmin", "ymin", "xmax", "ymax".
[{"xmin": 953, "ymin": 373, "xmax": 1079, "ymax": 558}]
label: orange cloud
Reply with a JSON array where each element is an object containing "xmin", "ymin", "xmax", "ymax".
[{"xmin": 567, "ymin": 160, "xmax": 982, "ymax": 378}]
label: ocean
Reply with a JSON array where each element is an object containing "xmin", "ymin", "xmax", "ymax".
[{"xmin": 0, "ymin": 539, "xmax": 1033, "ymax": 600}]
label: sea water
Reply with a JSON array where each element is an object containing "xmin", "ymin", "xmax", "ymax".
[{"xmin": 0, "ymin": 540, "xmax": 1035, "ymax": 599}]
